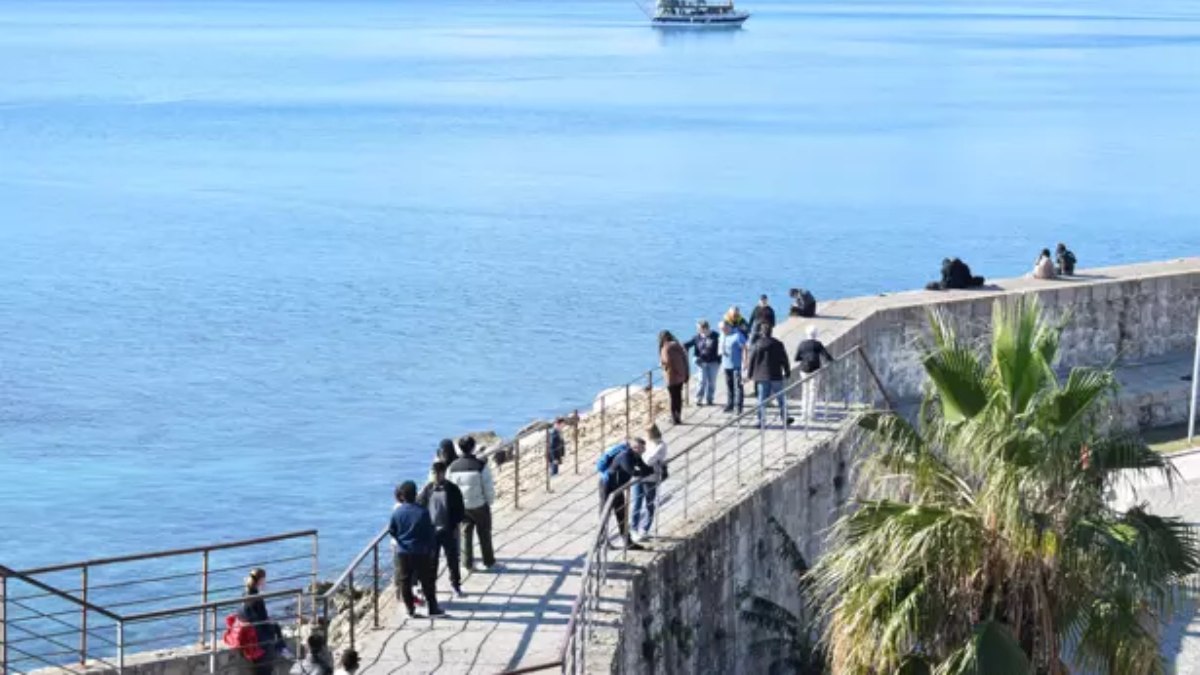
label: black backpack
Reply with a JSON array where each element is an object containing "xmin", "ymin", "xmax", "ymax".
[{"xmin": 792, "ymin": 289, "xmax": 817, "ymax": 317}]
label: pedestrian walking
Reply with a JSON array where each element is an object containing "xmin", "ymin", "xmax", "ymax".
[
  {"xmin": 659, "ymin": 330, "xmax": 690, "ymax": 424},
  {"xmin": 389, "ymin": 480, "xmax": 444, "ymax": 618},
  {"xmin": 744, "ymin": 323, "xmax": 791, "ymax": 427},
  {"xmin": 448, "ymin": 436, "xmax": 498, "ymax": 571},
  {"xmin": 632, "ymin": 425, "xmax": 668, "ymax": 542},
  {"xmin": 719, "ymin": 320, "xmax": 747, "ymax": 414},
  {"xmin": 749, "ymin": 294, "xmax": 776, "ymax": 335},
  {"xmin": 794, "ymin": 325, "xmax": 834, "ymax": 430},
  {"xmin": 683, "ymin": 320, "xmax": 721, "ymax": 406},
  {"xmin": 595, "ymin": 438, "xmax": 654, "ymax": 550},
  {"xmin": 418, "ymin": 461, "xmax": 467, "ymax": 597},
  {"xmin": 547, "ymin": 417, "xmax": 566, "ymax": 476}
]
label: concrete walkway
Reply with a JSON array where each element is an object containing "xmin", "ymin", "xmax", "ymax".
[{"xmin": 348, "ymin": 258, "xmax": 1200, "ymax": 674}]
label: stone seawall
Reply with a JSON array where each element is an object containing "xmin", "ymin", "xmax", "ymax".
[{"xmin": 613, "ymin": 427, "xmax": 861, "ymax": 675}]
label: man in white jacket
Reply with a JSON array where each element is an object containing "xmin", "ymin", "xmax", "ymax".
[{"xmin": 447, "ymin": 435, "xmax": 498, "ymax": 572}]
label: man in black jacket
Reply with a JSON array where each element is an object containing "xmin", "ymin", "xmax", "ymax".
[
  {"xmin": 418, "ymin": 461, "xmax": 467, "ymax": 597},
  {"xmin": 599, "ymin": 438, "xmax": 654, "ymax": 551},
  {"xmin": 744, "ymin": 323, "xmax": 791, "ymax": 428},
  {"xmin": 748, "ymin": 294, "xmax": 776, "ymax": 335}
]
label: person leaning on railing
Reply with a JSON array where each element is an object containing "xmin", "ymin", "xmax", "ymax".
[
  {"xmin": 597, "ymin": 437, "xmax": 654, "ymax": 551},
  {"xmin": 631, "ymin": 425, "xmax": 668, "ymax": 543}
]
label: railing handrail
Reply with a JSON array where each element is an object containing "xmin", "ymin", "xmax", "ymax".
[
  {"xmin": 0, "ymin": 564, "xmax": 123, "ymax": 622},
  {"xmin": 16, "ymin": 529, "xmax": 319, "ymax": 575},
  {"xmin": 120, "ymin": 587, "xmax": 309, "ymax": 624},
  {"xmin": 544, "ymin": 344, "xmax": 888, "ymax": 673}
]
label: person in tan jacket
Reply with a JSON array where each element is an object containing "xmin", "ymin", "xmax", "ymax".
[{"xmin": 659, "ymin": 330, "xmax": 690, "ymax": 424}]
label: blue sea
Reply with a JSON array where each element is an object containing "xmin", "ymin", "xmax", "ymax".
[{"xmin": 2, "ymin": 0, "xmax": 1198, "ymax": 571}]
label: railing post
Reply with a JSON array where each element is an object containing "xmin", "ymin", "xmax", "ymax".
[
  {"xmin": 209, "ymin": 606, "xmax": 219, "ymax": 674},
  {"xmin": 311, "ymin": 533, "xmax": 320, "ymax": 626},
  {"xmin": 600, "ymin": 396, "xmax": 607, "ymax": 447},
  {"xmin": 544, "ymin": 428, "xmax": 552, "ymax": 493},
  {"xmin": 372, "ymin": 544, "xmax": 380, "ymax": 629},
  {"xmin": 624, "ymin": 384, "xmax": 631, "ymax": 441},
  {"xmin": 710, "ymin": 433, "xmax": 717, "ymax": 502},
  {"xmin": 646, "ymin": 371, "xmax": 653, "ymax": 427},
  {"xmin": 200, "ymin": 551, "xmax": 209, "ymax": 647},
  {"xmin": 348, "ymin": 571, "xmax": 356, "ymax": 651},
  {"xmin": 759, "ymin": 414, "xmax": 766, "ymax": 473},
  {"xmin": 514, "ymin": 440, "xmax": 521, "ymax": 510},
  {"xmin": 116, "ymin": 621, "xmax": 125, "ymax": 674},
  {"xmin": 573, "ymin": 409, "xmax": 580, "ymax": 475},
  {"xmin": 1, "ymin": 572, "xmax": 8, "ymax": 675},
  {"xmin": 80, "ymin": 564, "xmax": 88, "ymax": 665},
  {"xmin": 684, "ymin": 449, "xmax": 690, "ymax": 521}
]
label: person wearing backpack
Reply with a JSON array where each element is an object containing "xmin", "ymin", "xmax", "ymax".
[
  {"xmin": 418, "ymin": 461, "xmax": 467, "ymax": 598},
  {"xmin": 597, "ymin": 438, "xmax": 654, "ymax": 550},
  {"xmin": 234, "ymin": 567, "xmax": 292, "ymax": 675},
  {"xmin": 632, "ymin": 425, "xmax": 668, "ymax": 542},
  {"xmin": 683, "ymin": 320, "xmax": 721, "ymax": 406},
  {"xmin": 794, "ymin": 325, "xmax": 834, "ymax": 431}
]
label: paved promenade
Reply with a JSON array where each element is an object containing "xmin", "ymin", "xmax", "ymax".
[{"xmin": 347, "ymin": 257, "xmax": 1200, "ymax": 674}]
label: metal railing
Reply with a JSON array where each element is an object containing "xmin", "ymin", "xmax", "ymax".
[
  {"xmin": 1, "ymin": 530, "xmax": 318, "ymax": 674},
  {"xmin": 318, "ymin": 366, "xmax": 671, "ymax": 654},
  {"xmin": 552, "ymin": 345, "xmax": 890, "ymax": 674}
]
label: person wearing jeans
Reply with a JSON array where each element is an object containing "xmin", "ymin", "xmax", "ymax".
[
  {"xmin": 632, "ymin": 425, "xmax": 668, "ymax": 541},
  {"xmin": 684, "ymin": 320, "xmax": 721, "ymax": 406},
  {"xmin": 659, "ymin": 330, "xmax": 690, "ymax": 424},
  {"xmin": 744, "ymin": 323, "xmax": 791, "ymax": 427},
  {"xmin": 718, "ymin": 320, "xmax": 747, "ymax": 414}
]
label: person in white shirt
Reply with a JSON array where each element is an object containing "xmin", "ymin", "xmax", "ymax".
[{"xmin": 632, "ymin": 424, "xmax": 668, "ymax": 541}]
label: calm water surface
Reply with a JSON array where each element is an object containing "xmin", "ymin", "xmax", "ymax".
[{"xmin": 2, "ymin": 0, "xmax": 1199, "ymax": 570}]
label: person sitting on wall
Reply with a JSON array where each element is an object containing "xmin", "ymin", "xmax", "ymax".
[
  {"xmin": 789, "ymin": 288, "xmax": 817, "ymax": 317},
  {"xmin": 1056, "ymin": 242, "xmax": 1077, "ymax": 276},
  {"xmin": 1032, "ymin": 248, "xmax": 1056, "ymax": 279},
  {"xmin": 925, "ymin": 257, "xmax": 985, "ymax": 290}
]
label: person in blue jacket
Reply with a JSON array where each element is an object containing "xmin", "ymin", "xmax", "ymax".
[{"xmin": 389, "ymin": 480, "xmax": 444, "ymax": 618}]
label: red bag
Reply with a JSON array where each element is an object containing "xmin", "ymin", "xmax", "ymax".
[{"xmin": 223, "ymin": 614, "xmax": 265, "ymax": 661}]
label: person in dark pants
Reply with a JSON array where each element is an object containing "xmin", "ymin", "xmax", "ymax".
[
  {"xmin": 659, "ymin": 330, "xmax": 689, "ymax": 424},
  {"xmin": 598, "ymin": 438, "xmax": 654, "ymax": 551},
  {"xmin": 239, "ymin": 567, "xmax": 291, "ymax": 675},
  {"xmin": 745, "ymin": 323, "xmax": 791, "ymax": 428},
  {"xmin": 926, "ymin": 257, "xmax": 985, "ymax": 290},
  {"xmin": 748, "ymin": 294, "xmax": 776, "ymax": 336},
  {"xmin": 448, "ymin": 436, "xmax": 498, "ymax": 572},
  {"xmin": 389, "ymin": 481, "xmax": 444, "ymax": 618},
  {"xmin": 719, "ymin": 320, "xmax": 747, "ymax": 414},
  {"xmin": 418, "ymin": 461, "xmax": 467, "ymax": 597},
  {"xmin": 1056, "ymin": 242, "xmax": 1077, "ymax": 276},
  {"xmin": 547, "ymin": 417, "xmax": 567, "ymax": 476}
]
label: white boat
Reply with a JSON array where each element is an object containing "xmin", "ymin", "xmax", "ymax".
[{"xmin": 651, "ymin": 0, "xmax": 749, "ymax": 27}]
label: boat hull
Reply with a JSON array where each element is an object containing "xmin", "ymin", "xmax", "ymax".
[{"xmin": 651, "ymin": 12, "xmax": 749, "ymax": 27}]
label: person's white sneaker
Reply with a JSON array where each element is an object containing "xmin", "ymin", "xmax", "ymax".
[{"xmin": 631, "ymin": 531, "xmax": 646, "ymax": 543}]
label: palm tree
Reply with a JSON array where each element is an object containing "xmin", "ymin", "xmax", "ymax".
[
  {"xmin": 739, "ymin": 516, "xmax": 825, "ymax": 674},
  {"xmin": 809, "ymin": 295, "xmax": 1200, "ymax": 675}
]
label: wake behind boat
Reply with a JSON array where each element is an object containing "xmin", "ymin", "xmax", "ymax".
[{"xmin": 651, "ymin": 0, "xmax": 749, "ymax": 27}]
